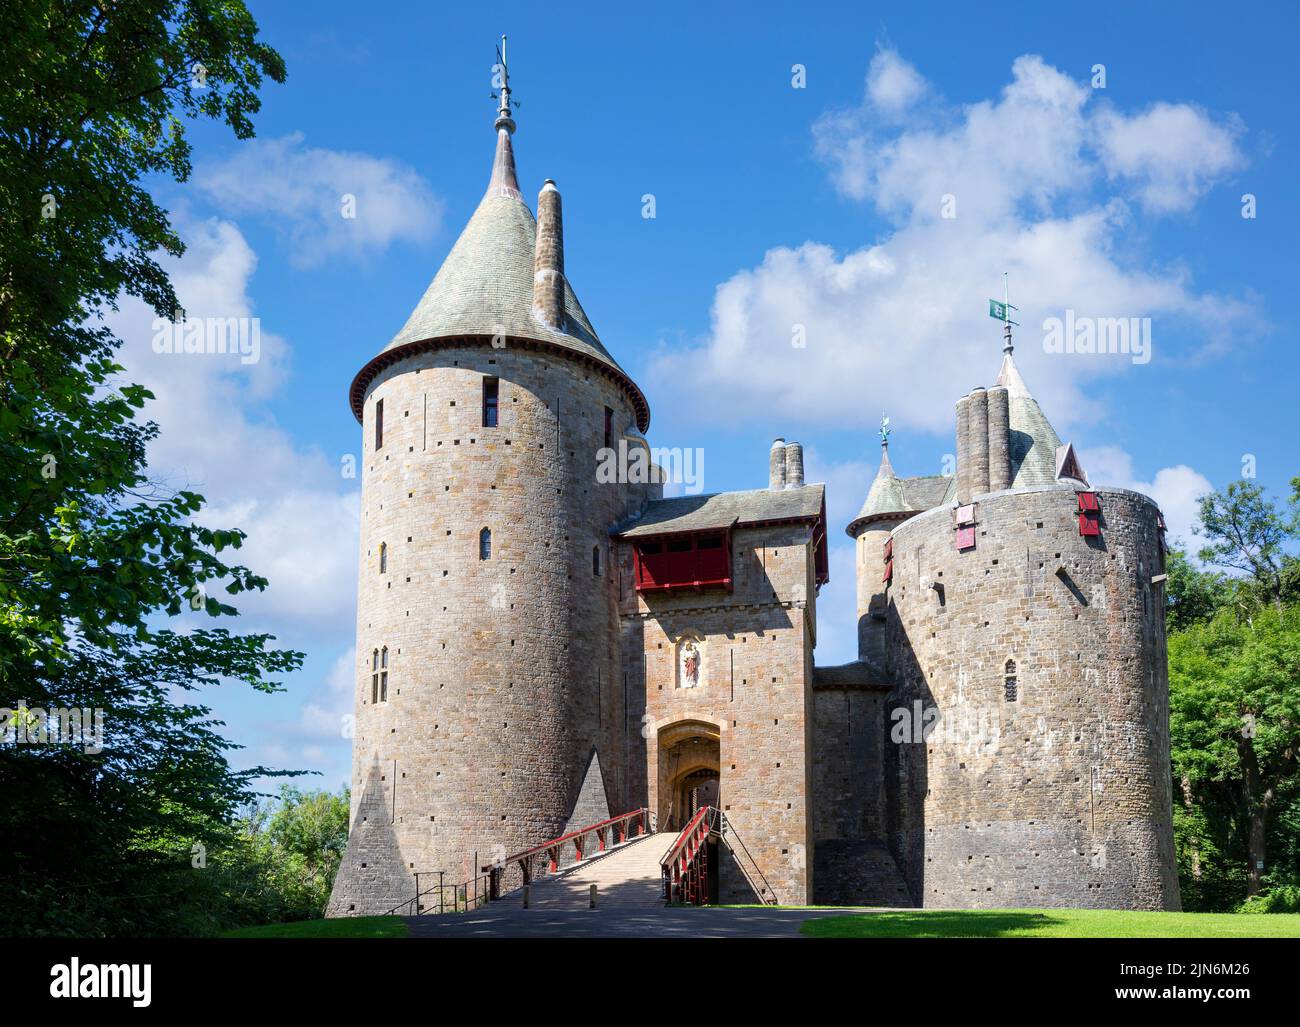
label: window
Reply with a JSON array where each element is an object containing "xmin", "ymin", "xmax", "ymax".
[
  {"xmin": 371, "ymin": 649, "xmax": 380, "ymax": 703},
  {"xmin": 379, "ymin": 542, "xmax": 387, "ymax": 574},
  {"xmin": 483, "ymin": 376, "xmax": 499, "ymax": 427},
  {"xmin": 604, "ymin": 406, "xmax": 613, "ymax": 449},
  {"xmin": 479, "ymin": 527, "xmax": 492, "ymax": 561},
  {"xmin": 380, "ymin": 646, "xmax": 389, "ymax": 702},
  {"xmin": 593, "ymin": 545, "xmax": 602, "ymax": 576},
  {"xmin": 1004, "ymin": 659, "xmax": 1018, "ymax": 702},
  {"xmin": 375, "ymin": 399, "xmax": 384, "ymax": 450}
]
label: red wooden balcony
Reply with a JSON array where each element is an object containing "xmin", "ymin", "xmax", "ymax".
[{"xmin": 633, "ymin": 531, "xmax": 732, "ymax": 593}]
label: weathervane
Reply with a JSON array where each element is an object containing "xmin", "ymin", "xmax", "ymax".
[
  {"xmin": 879, "ymin": 414, "xmax": 891, "ymax": 446},
  {"xmin": 988, "ymin": 272, "xmax": 1019, "ymax": 355},
  {"xmin": 491, "ymin": 34, "xmax": 520, "ymax": 132}
]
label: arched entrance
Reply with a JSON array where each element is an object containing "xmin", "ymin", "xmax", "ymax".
[{"xmin": 656, "ymin": 720, "xmax": 721, "ymax": 833}]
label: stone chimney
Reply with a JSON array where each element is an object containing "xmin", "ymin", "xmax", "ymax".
[
  {"xmin": 955, "ymin": 396, "xmax": 971, "ymax": 504},
  {"xmin": 987, "ymin": 385, "xmax": 1011, "ymax": 491},
  {"xmin": 784, "ymin": 441, "xmax": 805, "ymax": 488},
  {"xmin": 769, "ymin": 438, "xmax": 787, "ymax": 490},
  {"xmin": 532, "ymin": 180, "xmax": 565, "ymax": 329},
  {"xmin": 967, "ymin": 386, "xmax": 990, "ymax": 496}
]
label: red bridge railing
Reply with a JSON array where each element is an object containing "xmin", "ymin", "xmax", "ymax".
[
  {"xmin": 660, "ymin": 805, "xmax": 717, "ymax": 905},
  {"xmin": 481, "ymin": 808, "xmax": 653, "ymax": 900}
]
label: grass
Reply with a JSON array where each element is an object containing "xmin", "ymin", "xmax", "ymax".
[
  {"xmin": 222, "ymin": 916, "xmax": 409, "ymax": 939},
  {"xmin": 799, "ymin": 908, "xmax": 1300, "ymax": 938}
]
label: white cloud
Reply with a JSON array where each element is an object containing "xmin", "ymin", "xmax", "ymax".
[
  {"xmin": 651, "ymin": 53, "xmax": 1253, "ymax": 442},
  {"xmin": 1079, "ymin": 445, "xmax": 1212, "ymax": 550},
  {"xmin": 866, "ymin": 49, "xmax": 928, "ymax": 119},
  {"xmin": 196, "ymin": 132, "xmax": 443, "ymax": 267},
  {"xmin": 299, "ymin": 648, "xmax": 356, "ymax": 742},
  {"xmin": 1094, "ymin": 102, "xmax": 1245, "ymax": 213},
  {"xmin": 106, "ymin": 216, "xmax": 360, "ymax": 635}
]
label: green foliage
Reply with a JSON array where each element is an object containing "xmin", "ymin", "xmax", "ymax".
[
  {"xmin": 1194, "ymin": 479, "xmax": 1300, "ymax": 612},
  {"xmin": 1237, "ymin": 880, "xmax": 1300, "ymax": 914},
  {"xmin": 1165, "ymin": 547, "xmax": 1231, "ymax": 631},
  {"xmin": 799, "ymin": 909, "xmax": 1300, "ymax": 938},
  {"xmin": 0, "ymin": 1, "xmax": 297, "ymax": 937},
  {"xmin": 223, "ymin": 915, "xmax": 408, "ymax": 939}
]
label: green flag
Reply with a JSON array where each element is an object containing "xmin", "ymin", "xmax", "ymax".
[{"xmin": 989, "ymin": 299, "xmax": 1007, "ymax": 320}]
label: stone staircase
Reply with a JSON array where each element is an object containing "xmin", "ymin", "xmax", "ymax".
[
  {"xmin": 813, "ymin": 839, "xmax": 914, "ymax": 907},
  {"xmin": 509, "ymin": 832, "xmax": 676, "ymax": 910}
]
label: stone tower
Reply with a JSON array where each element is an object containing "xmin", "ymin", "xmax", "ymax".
[
  {"xmin": 849, "ymin": 343, "xmax": 1180, "ymax": 911},
  {"xmin": 327, "ymin": 71, "xmax": 652, "ymax": 916}
]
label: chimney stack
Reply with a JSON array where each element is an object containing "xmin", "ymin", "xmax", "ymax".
[
  {"xmin": 968, "ymin": 386, "xmax": 990, "ymax": 496},
  {"xmin": 769, "ymin": 438, "xmax": 787, "ymax": 490},
  {"xmin": 532, "ymin": 180, "xmax": 565, "ymax": 329},
  {"xmin": 988, "ymin": 385, "xmax": 1011, "ymax": 491},
  {"xmin": 784, "ymin": 441, "xmax": 805, "ymax": 488},
  {"xmin": 955, "ymin": 396, "xmax": 972, "ymax": 504}
]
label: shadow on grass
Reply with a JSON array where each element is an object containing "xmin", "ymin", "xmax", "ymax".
[
  {"xmin": 223, "ymin": 915, "xmax": 409, "ymax": 939},
  {"xmin": 802, "ymin": 910, "xmax": 1063, "ymax": 938}
]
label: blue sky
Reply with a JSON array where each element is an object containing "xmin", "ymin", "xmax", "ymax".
[{"xmin": 119, "ymin": 0, "xmax": 1299, "ymax": 793}]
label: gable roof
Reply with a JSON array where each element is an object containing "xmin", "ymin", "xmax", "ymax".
[{"xmin": 615, "ymin": 484, "xmax": 826, "ymax": 539}]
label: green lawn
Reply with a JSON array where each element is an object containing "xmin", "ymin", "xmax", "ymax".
[
  {"xmin": 222, "ymin": 916, "xmax": 409, "ymax": 939},
  {"xmin": 800, "ymin": 908, "xmax": 1300, "ymax": 938}
]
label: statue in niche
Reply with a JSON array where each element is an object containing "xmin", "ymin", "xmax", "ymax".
[{"xmin": 680, "ymin": 639, "xmax": 701, "ymax": 688}]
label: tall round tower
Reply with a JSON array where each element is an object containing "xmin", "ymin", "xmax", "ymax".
[
  {"xmin": 878, "ymin": 350, "xmax": 1179, "ymax": 910},
  {"xmin": 328, "ymin": 73, "xmax": 650, "ymax": 916}
]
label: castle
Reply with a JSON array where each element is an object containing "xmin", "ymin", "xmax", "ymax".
[{"xmin": 326, "ymin": 71, "xmax": 1180, "ymax": 915}]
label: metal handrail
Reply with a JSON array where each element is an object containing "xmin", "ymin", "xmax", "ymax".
[
  {"xmin": 659, "ymin": 805, "xmax": 778, "ymax": 906},
  {"xmin": 660, "ymin": 805, "xmax": 714, "ymax": 873},
  {"xmin": 483, "ymin": 807, "xmax": 651, "ymax": 873},
  {"xmin": 385, "ymin": 870, "xmax": 491, "ymax": 917},
  {"xmin": 715, "ymin": 810, "xmax": 778, "ymax": 905},
  {"xmin": 481, "ymin": 807, "xmax": 653, "ymax": 900}
]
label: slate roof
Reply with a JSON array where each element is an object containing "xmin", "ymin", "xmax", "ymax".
[
  {"xmin": 615, "ymin": 484, "xmax": 826, "ymax": 538},
  {"xmin": 349, "ymin": 124, "xmax": 649, "ymax": 428},
  {"xmin": 847, "ymin": 444, "xmax": 956, "ymax": 535},
  {"xmin": 812, "ymin": 660, "xmax": 892, "ymax": 690},
  {"xmin": 997, "ymin": 351, "xmax": 1063, "ymax": 488},
  {"xmin": 846, "ymin": 350, "xmax": 1062, "ymax": 534}
]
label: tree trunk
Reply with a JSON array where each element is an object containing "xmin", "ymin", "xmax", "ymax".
[{"xmin": 1238, "ymin": 737, "xmax": 1270, "ymax": 896}]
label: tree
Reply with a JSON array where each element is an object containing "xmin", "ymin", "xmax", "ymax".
[
  {"xmin": 1195, "ymin": 480, "xmax": 1299, "ymax": 614},
  {"xmin": 1169, "ymin": 605, "xmax": 1300, "ymax": 897},
  {"xmin": 0, "ymin": 1, "xmax": 295, "ymax": 936},
  {"xmin": 1165, "ymin": 547, "xmax": 1230, "ymax": 631}
]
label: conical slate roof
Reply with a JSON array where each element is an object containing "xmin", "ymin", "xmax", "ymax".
[
  {"xmin": 846, "ymin": 443, "xmax": 955, "ymax": 535},
  {"xmin": 349, "ymin": 122, "xmax": 649, "ymax": 429},
  {"xmin": 996, "ymin": 351, "xmax": 1062, "ymax": 488}
]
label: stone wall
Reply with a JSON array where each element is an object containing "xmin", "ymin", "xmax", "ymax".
[
  {"xmin": 328, "ymin": 339, "xmax": 644, "ymax": 916},
  {"xmin": 618, "ymin": 520, "xmax": 818, "ymax": 904},
  {"xmin": 882, "ymin": 484, "xmax": 1180, "ymax": 910}
]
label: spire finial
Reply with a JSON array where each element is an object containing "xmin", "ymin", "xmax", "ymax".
[
  {"xmin": 879, "ymin": 414, "xmax": 891, "ymax": 448},
  {"xmin": 988, "ymin": 272, "xmax": 1020, "ymax": 355},
  {"xmin": 492, "ymin": 35, "xmax": 516, "ymax": 134}
]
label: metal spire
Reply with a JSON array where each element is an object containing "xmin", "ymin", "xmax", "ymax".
[
  {"xmin": 988, "ymin": 276, "xmax": 1020, "ymax": 353},
  {"xmin": 492, "ymin": 34, "xmax": 516, "ymax": 134}
]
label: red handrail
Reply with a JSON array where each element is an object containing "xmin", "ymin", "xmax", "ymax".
[
  {"xmin": 660, "ymin": 806, "xmax": 717, "ymax": 905},
  {"xmin": 481, "ymin": 808, "xmax": 651, "ymax": 897}
]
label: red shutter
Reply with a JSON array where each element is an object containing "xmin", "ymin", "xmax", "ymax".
[
  {"xmin": 1078, "ymin": 512, "xmax": 1101, "ymax": 537},
  {"xmin": 1077, "ymin": 491, "xmax": 1100, "ymax": 512},
  {"xmin": 883, "ymin": 537, "xmax": 894, "ymax": 561},
  {"xmin": 882, "ymin": 558, "xmax": 893, "ymax": 583},
  {"xmin": 955, "ymin": 525, "xmax": 976, "ymax": 550},
  {"xmin": 956, "ymin": 504, "xmax": 976, "ymax": 525}
]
